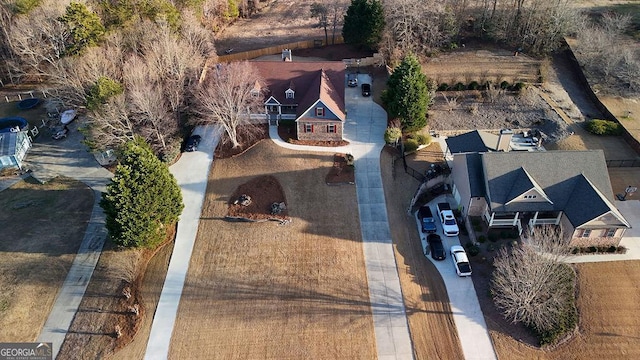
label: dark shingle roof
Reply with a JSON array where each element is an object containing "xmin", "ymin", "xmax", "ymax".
[
  {"xmin": 466, "ymin": 153, "xmax": 486, "ymax": 197},
  {"xmin": 251, "ymin": 61, "xmax": 345, "ymax": 120},
  {"xmin": 481, "ymin": 150, "xmax": 620, "ymax": 227},
  {"xmin": 446, "ymin": 130, "xmax": 499, "ymax": 154}
]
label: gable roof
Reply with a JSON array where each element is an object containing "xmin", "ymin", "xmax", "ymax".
[
  {"xmin": 251, "ymin": 61, "xmax": 345, "ymax": 120},
  {"xmin": 479, "ymin": 150, "xmax": 627, "ymax": 228},
  {"xmin": 446, "ymin": 130, "xmax": 498, "ymax": 154}
]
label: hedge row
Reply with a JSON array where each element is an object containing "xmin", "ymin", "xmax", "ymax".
[{"xmin": 437, "ymin": 81, "xmax": 526, "ymax": 92}]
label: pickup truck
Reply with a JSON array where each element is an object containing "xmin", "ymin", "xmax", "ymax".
[
  {"xmin": 437, "ymin": 202, "xmax": 459, "ymax": 237},
  {"xmin": 418, "ymin": 205, "xmax": 437, "ymax": 234}
]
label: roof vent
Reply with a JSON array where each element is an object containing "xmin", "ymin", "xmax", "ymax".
[{"xmin": 282, "ymin": 49, "xmax": 292, "ymax": 62}]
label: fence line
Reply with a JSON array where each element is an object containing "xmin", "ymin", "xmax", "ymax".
[
  {"xmin": 216, "ymin": 36, "xmax": 344, "ymax": 63},
  {"xmin": 606, "ymin": 159, "xmax": 640, "ymax": 168}
]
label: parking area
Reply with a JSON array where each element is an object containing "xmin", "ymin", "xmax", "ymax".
[{"xmin": 413, "ymin": 195, "xmax": 497, "ymax": 360}]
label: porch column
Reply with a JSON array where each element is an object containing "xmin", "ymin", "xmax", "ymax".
[
  {"xmin": 489, "ymin": 212, "xmax": 495, "ymax": 227},
  {"xmin": 532, "ymin": 211, "xmax": 539, "ymax": 225},
  {"xmin": 513, "ymin": 212, "xmax": 519, "ymax": 226},
  {"xmin": 555, "ymin": 211, "xmax": 562, "ymax": 225}
]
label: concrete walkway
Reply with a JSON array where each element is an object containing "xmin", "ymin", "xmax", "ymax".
[
  {"xmin": 20, "ymin": 127, "xmax": 113, "ymax": 359},
  {"xmin": 144, "ymin": 125, "xmax": 220, "ymax": 360},
  {"xmin": 271, "ymin": 74, "xmax": 414, "ymax": 360},
  {"xmin": 414, "ymin": 198, "xmax": 497, "ymax": 360}
]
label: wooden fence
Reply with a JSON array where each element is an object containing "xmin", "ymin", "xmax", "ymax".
[{"xmin": 216, "ymin": 36, "xmax": 344, "ymax": 63}]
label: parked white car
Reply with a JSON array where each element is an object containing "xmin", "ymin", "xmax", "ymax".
[
  {"xmin": 450, "ymin": 245, "xmax": 472, "ymax": 277},
  {"xmin": 437, "ymin": 202, "xmax": 459, "ymax": 236}
]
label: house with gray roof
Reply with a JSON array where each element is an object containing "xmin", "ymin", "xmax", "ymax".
[
  {"xmin": 450, "ymin": 150, "xmax": 630, "ymax": 247},
  {"xmin": 251, "ymin": 58, "xmax": 346, "ymax": 141}
]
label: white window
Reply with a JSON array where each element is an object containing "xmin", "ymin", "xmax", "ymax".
[
  {"xmin": 305, "ymin": 123, "xmax": 313, "ymax": 133},
  {"xmin": 606, "ymin": 228, "xmax": 616, "ymax": 237},
  {"xmin": 581, "ymin": 229, "xmax": 591, "ymax": 238},
  {"xmin": 328, "ymin": 124, "xmax": 336, "ymax": 133},
  {"xmin": 316, "ymin": 107, "xmax": 324, "ymax": 117},
  {"xmin": 286, "ymin": 89, "xmax": 294, "ymax": 99},
  {"xmin": 250, "ymin": 90, "xmax": 260, "ymax": 98}
]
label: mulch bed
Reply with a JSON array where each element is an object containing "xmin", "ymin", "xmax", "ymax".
[
  {"xmin": 325, "ymin": 153, "xmax": 355, "ymax": 185},
  {"xmin": 228, "ymin": 175, "xmax": 289, "ymax": 220},
  {"xmin": 215, "ymin": 124, "xmax": 269, "ymax": 159}
]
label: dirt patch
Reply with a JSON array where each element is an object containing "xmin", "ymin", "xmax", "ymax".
[
  {"xmin": 0, "ymin": 176, "xmax": 93, "ymax": 342},
  {"xmin": 228, "ymin": 175, "xmax": 289, "ymax": 220},
  {"xmin": 325, "ymin": 153, "xmax": 354, "ymax": 185},
  {"xmin": 58, "ymin": 228, "xmax": 176, "ymax": 358},
  {"xmin": 429, "ymin": 88, "xmax": 570, "ymax": 142},
  {"xmin": 215, "ymin": 0, "xmax": 342, "ymax": 54},
  {"xmin": 214, "ymin": 124, "xmax": 269, "ymax": 159},
  {"xmin": 169, "ymin": 141, "xmax": 375, "ymax": 359}
]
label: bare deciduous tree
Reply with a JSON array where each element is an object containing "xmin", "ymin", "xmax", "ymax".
[
  {"xmin": 193, "ymin": 61, "xmax": 265, "ymax": 148},
  {"xmin": 491, "ymin": 226, "xmax": 575, "ymax": 335}
]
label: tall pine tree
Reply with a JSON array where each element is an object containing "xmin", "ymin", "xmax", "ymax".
[
  {"xmin": 382, "ymin": 54, "xmax": 430, "ymax": 132},
  {"xmin": 101, "ymin": 137, "xmax": 183, "ymax": 248},
  {"xmin": 342, "ymin": 0, "xmax": 384, "ymax": 49}
]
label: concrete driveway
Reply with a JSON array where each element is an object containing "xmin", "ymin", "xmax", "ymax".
[
  {"xmin": 414, "ymin": 196, "xmax": 497, "ymax": 360},
  {"xmin": 346, "ymin": 74, "xmax": 414, "ymax": 360}
]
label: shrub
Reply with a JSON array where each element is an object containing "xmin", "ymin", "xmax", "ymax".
[
  {"xmin": 468, "ymin": 81, "xmax": 480, "ymax": 90},
  {"xmin": 488, "ymin": 233, "xmax": 498, "ymax": 242},
  {"xmin": 437, "ymin": 83, "xmax": 449, "ymax": 91},
  {"xmin": 512, "ymin": 82, "xmax": 526, "ymax": 91},
  {"xmin": 471, "ymin": 218, "xmax": 481, "ymax": 227},
  {"xmin": 403, "ymin": 138, "xmax": 419, "ymax": 153},
  {"xmin": 414, "ymin": 133, "xmax": 430, "ymax": 145},
  {"xmin": 588, "ymin": 246, "xmax": 597, "ymax": 253},
  {"xmin": 87, "ymin": 76, "xmax": 123, "ymax": 110},
  {"xmin": 607, "ymin": 246, "xmax": 617, "ymax": 253},
  {"xmin": 453, "ymin": 82, "xmax": 466, "ymax": 91},
  {"xmin": 500, "ymin": 81, "xmax": 510, "ymax": 89},
  {"xmin": 384, "ymin": 127, "xmax": 402, "ymax": 144},
  {"xmin": 478, "ymin": 235, "xmax": 487, "ymax": 243},
  {"xmin": 467, "ymin": 244, "xmax": 481, "ymax": 256},
  {"xmin": 585, "ymin": 119, "xmax": 623, "ymax": 135}
]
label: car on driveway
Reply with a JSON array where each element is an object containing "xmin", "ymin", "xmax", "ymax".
[
  {"xmin": 450, "ymin": 245, "xmax": 472, "ymax": 276},
  {"xmin": 437, "ymin": 202, "xmax": 459, "ymax": 236},
  {"xmin": 427, "ymin": 234, "xmax": 446, "ymax": 260},
  {"xmin": 347, "ymin": 73, "xmax": 358, "ymax": 87},
  {"xmin": 184, "ymin": 134, "xmax": 202, "ymax": 152},
  {"xmin": 361, "ymin": 83, "xmax": 371, "ymax": 97},
  {"xmin": 418, "ymin": 205, "xmax": 437, "ymax": 233}
]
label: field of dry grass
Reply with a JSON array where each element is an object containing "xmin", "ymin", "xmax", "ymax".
[
  {"xmin": 169, "ymin": 141, "xmax": 375, "ymax": 359},
  {"xmin": 380, "ymin": 147, "xmax": 465, "ymax": 359},
  {"xmin": 491, "ymin": 261, "xmax": 640, "ymax": 359},
  {"xmin": 0, "ymin": 176, "xmax": 92, "ymax": 341}
]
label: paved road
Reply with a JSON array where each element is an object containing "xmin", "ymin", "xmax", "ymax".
[
  {"xmin": 144, "ymin": 125, "xmax": 221, "ymax": 360},
  {"xmin": 414, "ymin": 197, "xmax": 497, "ymax": 360},
  {"xmin": 21, "ymin": 125, "xmax": 113, "ymax": 359}
]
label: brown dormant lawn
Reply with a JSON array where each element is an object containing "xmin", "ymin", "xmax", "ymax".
[
  {"xmin": 169, "ymin": 141, "xmax": 375, "ymax": 359},
  {"xmin": 0, "ymin": 176, "xmax": 93, "ymax": 341},
  {"xmin": 491, "ymin": 261, "xmax": 640, "ymax": 359}
]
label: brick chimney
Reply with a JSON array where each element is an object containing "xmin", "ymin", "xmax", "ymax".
[{"xmin": 496, "ymin": 129, "xmax": 513, "ymax": 152}]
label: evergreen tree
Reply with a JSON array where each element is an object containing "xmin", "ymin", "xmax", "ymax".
[
  {"xmin": 101, "ymin": 137, "xmax": 184, "ymax": 248},
  {"xmin": 382, "ymin": 53, "xmax": 430, "ymax": 132},
  {"xmin": 59, "ymin": 2, "xmax": 106, "ymax": 56},
  {"xmin": 342, "ymin": 0, "xmax": 384, "ymax": 49}
]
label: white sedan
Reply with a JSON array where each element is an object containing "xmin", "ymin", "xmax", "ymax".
[{"xmin": 450, "ymin": 245, "xmax": 472, "ymax": 277}]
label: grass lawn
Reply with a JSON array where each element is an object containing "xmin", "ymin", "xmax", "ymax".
[
  {"xmin": 0, "ymin": 176, "xmax": 93, "ymax": 341},
  {"xmin": 169, "ymin": 140, "xmax": 375, "ymax": 359}
]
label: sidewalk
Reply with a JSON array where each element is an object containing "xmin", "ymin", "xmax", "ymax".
[
  {"xmin": 144, "ymin": 125, "xmax": 220, "ymax": 360},
  {"xmin": 25, "ymin": 129, "xmax": 113, "ymax": 359}
]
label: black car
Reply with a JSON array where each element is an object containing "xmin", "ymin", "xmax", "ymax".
[
  {"xmin": 361, "ymin": 83, "xmax": 371, "ymax": 97},
  {"xmin": 184, "ymin": 134, "xmax": 202, "ymax": 152},
  {"xmin": 427, "ymin": 234, "xmax": 446, "ymax": 260}
]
